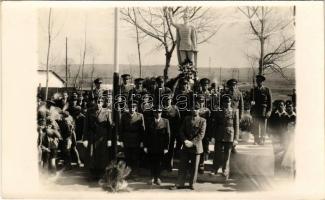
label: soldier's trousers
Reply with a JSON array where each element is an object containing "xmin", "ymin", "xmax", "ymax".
[
  {"xmin": 124, "ymin": 147, "xmax": 140, "ymax": 172},
  {"xmin": 213, "ymin": 142, "xmax": 233, "ymax": 175},
  {"xmin": 199, "ymin": 136, "xmax": 210, "ymax": 171},
  {"xmin": 164, "ymin": 133, "xmax": 177, "ymax": 170},
  {"xmin": 148, "ymin": 153, "xmax": 164, "ymax": 179},
  {"xmin": 177, "ymin": 150, "xmax": 200, "ymax": 186},
  {"xmin": 252, "ymin": 117, "xmax": 268, "ymax": 144}
]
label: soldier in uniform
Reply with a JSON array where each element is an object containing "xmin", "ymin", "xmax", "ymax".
[
  {"xmin": 153, "ymin": 76, "xmax": 172, "ymax": 107},
  {"xmin": 173, "ymin": 78, "xmax": 193, "ymax": 119},
  {"xmin": 144, "ymin": 106, "xmax": 170, "ymax": 185},
  {"xmin": 224, "ymin": 79, "xmax": 244, "ymax": 153},
  {"xmin": 92, "ymin": 78, "xmax": 105, "ymax": 101},
  {"xmin": 120, "ymin": 74, "xmax": 134, "ymax": 97},
  {"xmin": 162, "ymin": 95, "xmax": 181, "ymax": 171},
  {"xmin": 196, "ymin": 95, "xmax": 211, "ymax": 174},
  {"xmin": 129, "ymin": 78, "xmax": 147, "ymax": 106},
  {"xmin": 250, "ymin": 75, "xmax": 272, "ymax": 145},
  {"xmin": 211, "ymin": 95, "xmax": 239, "ymax": 180},
  {"xmin": 83, "ymin": 97, "xmax": 113, "ymax": 179},
  {"xmin": 119, "ymin": 102, "xmax": 145, "ymax": 176},
  {"xmin": 171, "ymin": 104, "xmax": 206, "ymax": 190}
]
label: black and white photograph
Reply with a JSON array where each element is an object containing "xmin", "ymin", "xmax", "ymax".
[{"xmin": 1, "ymin": 1, "xmax": 324, "ymax": 199}]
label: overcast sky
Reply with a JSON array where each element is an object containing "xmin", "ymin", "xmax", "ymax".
[{"xmin": 38, "ymin": 6, "xmax": 294, "ymax": 69}]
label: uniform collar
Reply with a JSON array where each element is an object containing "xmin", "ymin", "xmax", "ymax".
[
  {"xmin": 287, "ymin": 112, "xmax": 296, "ymax": 117},
  {"xmin": 275, "ymin": 110, "xmax": 287, "ymax": 116}
]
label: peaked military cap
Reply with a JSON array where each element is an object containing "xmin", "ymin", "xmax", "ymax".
[
  {"xmin": 256, "ymin": 75, "xmax": 266, "ymax": 82},
  {"xmin": 227, "ymin": 79, "xmax": 238, "ymax": 86},
  {"xmin": 134, "ymin": 78, "xmax": 144, "ymax": 84},
  {"xmin": 200, "ymin": 78, "xmax": 210, "ymax": 85},
  {"xmin": 94, "ymin": 78, "xmax": 103, "ymax": 84},
  {"xmin": 121, "ymin": 74, "xmax": 131, "ymax": 80}
]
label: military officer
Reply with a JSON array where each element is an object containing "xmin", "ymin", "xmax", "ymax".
[
  {"xmin": 144, "ymin": 106, "xmax": 170, "ymax": 185},
  {"xmin": 250, "ymin": 75, "xmax": 272, "ymax": 145},
  {"xmin": 224, "ymin": 79, "xmax": 243, "ymax": 153},
  {"xmin": 129, "ymin": 78, "xmax": 147, "ymax": 106},
  {"xmin": 92, "ymin": 78, "xmax": 105, "ymax": 101},
  {"xmin": 211, "ymin": 95, "xmax": 239, "ymax": 180},
  {"xmin": 119, "ymin": 102, "xmax": 145, "ymax": 175},
  {"xmin": 196, "ymin": 95, "xmax": 211, "ymax": 174},
  {"xmin": 162, "ymin": 95, "xmax": 182, "ymax": 171},
  {"xmin": 153, "ymin": 76, "xmax": 172, "ymax": 107},
  {"xmin": 173, "ymin": 78, "xmax": 193, "ymax": 119},
  {"xmin": 83, "ymin": 97, "xmax": 113, "ymax": 179},
  {"xmin": 171, "ymin": 104, "xmax": 206, "ymax": 190},
  {"xmin": 120, "ymin": 74, "xmax": 134, "ymax": 97}
]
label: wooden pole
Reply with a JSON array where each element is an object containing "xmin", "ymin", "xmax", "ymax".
[
  {"xmin": 65, "ymin": 37, "xmax": 68, "ymax": 89},
  {"xmin": 45, "ymin": 8, "xmax": 52, "ymax": 100},
  {"xmin": 112, "ymin": 7, "xmax": 120, "ymax": 160}
]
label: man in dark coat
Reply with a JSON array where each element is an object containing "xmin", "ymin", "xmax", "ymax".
[
  {"xmin": 171, "ymin": 104, "xmax": 206, "ymax": 190},
  {"xmin": 250, "ymin": 75, "xmax": 272, "ymax": 145},
  {"xmin": 144, "ymin": 107, "xmax": 170, "ymax": 185},
  {"xmin": 224, "ymin": 79, "xmax": 244, "ymax": 153},
  {"xmin": 162, "ymin": 95, "xmax": 182, "ymax": 171},
  {"xmin": 119, "ymin": 102, "xmax": 145, "ymax": 174},
  {"xmin": 153, "ymin": 76, "xmax": 172, "ymax": 107},
  {"xmin": 196, "ymin": 95, "xmax": 211, "ymax": 174},
  {"xmin": 83, "ymin": 98, "xmax": 112, "ymax": 179},
  {"xmin": 129, "ymin": 78, "xmax": 147, "ymax": 106},
  {"xmin": 211, "ymin": 95, "xmax": 239, "ymax": 180}
]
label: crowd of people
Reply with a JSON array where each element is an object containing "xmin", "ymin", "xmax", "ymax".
[{"xmin": 37, "ymin": 72, "xmax": 296, "ymax": 190}]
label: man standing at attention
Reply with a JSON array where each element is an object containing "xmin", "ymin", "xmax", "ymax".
[{"xmin": 250, "ymin": 75, "xmax": 272, "ymax": 145}]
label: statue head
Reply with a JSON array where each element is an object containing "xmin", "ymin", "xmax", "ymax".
[{"xmin": 182, "ymin": 8, "xmax": 189, "ymax": 24}]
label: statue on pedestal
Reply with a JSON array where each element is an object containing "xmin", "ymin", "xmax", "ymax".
[{"xmin": 168, "ymin": 7, "xmax": 198, "ymax": 67}]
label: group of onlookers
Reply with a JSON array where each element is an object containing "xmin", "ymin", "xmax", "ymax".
[{"xmin": 37, "ymin": 72, "xmax": 296, "ymax": 190}]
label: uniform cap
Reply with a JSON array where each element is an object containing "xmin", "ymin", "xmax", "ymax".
[{"xmin": 94, "ymin": 78, "xmax": 103, "ymax": 84}]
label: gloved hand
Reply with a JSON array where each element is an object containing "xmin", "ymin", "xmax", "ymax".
[
  {"xmin": 107, "ymin": 140, "xmax": 112, "ymax": 147},
  {"xmin": 144, "ymin": 147, "xmax": 148, "ymax": 153},
  {"xmin": 164, "ymin": 149, "xmax": 168, "ymax": 154},
  {"xmin": 83, "ymin": 140, "xmax": 88, "ymax": 148}
]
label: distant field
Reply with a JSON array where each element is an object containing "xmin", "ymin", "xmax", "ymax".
[{"xmin": 47, "ymin": 64, "xmax": 295, "ymax": 101}]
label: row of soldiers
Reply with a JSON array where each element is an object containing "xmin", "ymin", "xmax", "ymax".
[{"xmin": 37, "ymin": 72, "xmax": 294, "ymax": 189}]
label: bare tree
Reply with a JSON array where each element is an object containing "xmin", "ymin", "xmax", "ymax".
[
  {"xmin": 121, "ymin": 7, "xmax": 222, "ymax": 79},
  {"xmin": 132, "ymin": 8, "xmax": 143, "ymax": 77},
  {"xmin": 45, "ymin": 8, "xmax": 52, "ymax": 100},
  {"xmin": 238, "ymin": 6, "xmax": 295, "ymax": 78}
]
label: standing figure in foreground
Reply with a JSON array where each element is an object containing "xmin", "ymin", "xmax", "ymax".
[
  {"xmin": 212, "ymin": 95, "xmax": 239, "ymax": 180},
  {"xmin": 171, "ymin": 104, "xmax": 206, "ymax": 190},
  {"xmin": 144, "ymin": 107, "xmax": 170, "ymax": 185},
  {"xmin": 120, "ymin": 102, "xmax": 145, "ymax": 177},
  {"xmin": 83, "ymin": 97, "xmax": 112, "ymax": 179},
  {"xmin": 250, "ymin": 75, "xmax": 272, "ymax": 145}
]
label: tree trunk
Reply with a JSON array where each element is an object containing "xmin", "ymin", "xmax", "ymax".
[{"xmin": 163, "ymin": 53, "xmax": 172, "ymax": 81}]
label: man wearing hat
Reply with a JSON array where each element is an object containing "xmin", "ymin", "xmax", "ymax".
[
  {"xmin": 173, "ymin": 78, "xmax": 194, "ymax": 119},
  {"xmin": 224, "ymin": 79, "xmax": 243, "ymax": 153},
  {"xmin": 143, "ymin": 106, "xmax": 170, "ymax": 185},
  {"xmin": 92, "ymin": 78, "xmax": 105, "ymax": 100},
  {"xmin": 250, "ymin": 75, "xmax": 272, "ymax": 145},
  {"xmin": 211, "ymin": 95, "xmax": 239, "ymax": 180},
  {"xmin": 119, "ymin": 102, "xmax": 145, "ymax": 176},
  {"xmin": 120, "ymin": 74, "xmax": 134, "ymax": 98},
  {"xmin": 196, "ymin": 94, "xmax": 211, "ymax": 174},
  {"xmin": 171, "ymin": 104, "xmax": 206, "ymax": 190},
  {"xmin": 162, "ymin": 94, "xmax": 182, "ymax": 171},
  {"xmin": 129, "ymin": 78, "xmax": 147, "ymax": 105},
  {"xmin": 153, "ymin": 76, "xmax": 172, "ymax": 107}
]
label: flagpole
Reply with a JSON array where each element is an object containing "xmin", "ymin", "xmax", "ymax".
[{"xmin": 112, "ymin": 7, "xmax": 120, "ymax": 160}]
